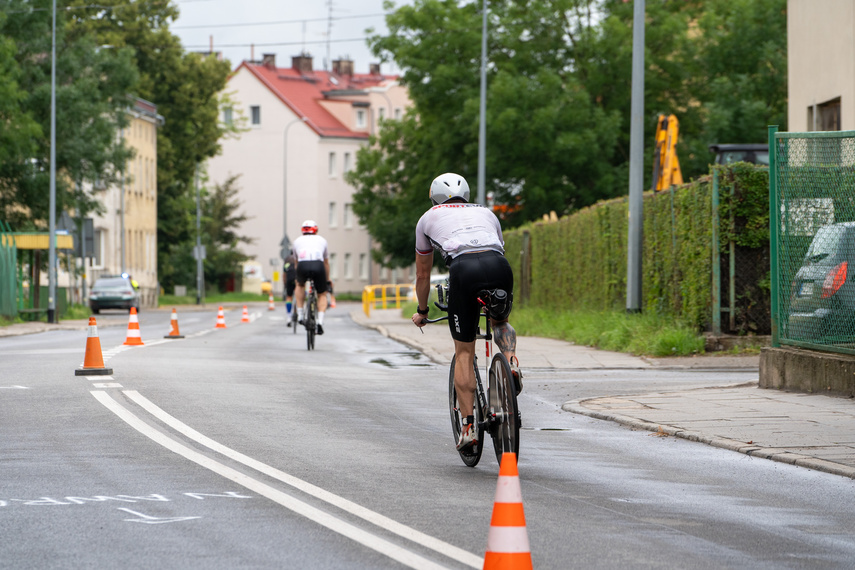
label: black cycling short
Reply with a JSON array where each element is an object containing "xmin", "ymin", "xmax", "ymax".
[
  {"xmin": 284, "ymin": 266, "xmax": 297, "ymax": 297},
  {"xmin": 447, "ymin": 250, "xmax": 513, "ymax": 343},
  {"xmin": 296, "ymin": 260, "xmax": 328, "ymax": 294}
]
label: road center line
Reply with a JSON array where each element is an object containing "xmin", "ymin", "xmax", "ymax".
[
  {"xmin": 91, "ymin": 391, "xmax": 461, "ymax": 570},
  {"xmin": 122, "ymin": 390, "xmax": 482, "ymax": 569}
]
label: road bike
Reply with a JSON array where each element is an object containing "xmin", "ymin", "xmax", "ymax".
[
  {"xmin": 302, "ymin": 279, "xmax": 318, "ymax": 350},
  {"xmin": 424, "ymin": 284, "xmax": 521, "ymax": 467}
]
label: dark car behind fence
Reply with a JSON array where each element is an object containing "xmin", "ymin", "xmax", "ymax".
[{"xmin": 771, "ymin": 127, "xmax": 855, "ymax": 355}]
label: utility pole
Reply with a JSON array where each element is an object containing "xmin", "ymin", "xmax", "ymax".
[
  {"xmin": 47, "ymin": 0, "xmax": 58, "ymax": 323},
  {"xmin": 195, "ymin": 167, "xmax": 204, "ymax": 305},
  {"xmin": 626, "ymin": 0, "xmax": 645, "ymax": 313},
  {"xmin": 476, "ymin": 0, "xmax": 488, "ymax": 206}
]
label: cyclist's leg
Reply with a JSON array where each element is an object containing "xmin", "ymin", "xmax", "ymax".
[
  {"xmin": 491, "ymin": 318, "xmax": 517, "ymax": 362},
  {"xmin": 452, "ymin": 339, "xmax": 477, "ymax": 416},
  {"xmin": 294, "ymin": 263, "xmax": 308, "ymax": 322}
]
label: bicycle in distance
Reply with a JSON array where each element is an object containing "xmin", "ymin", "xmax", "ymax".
[{"xmin": 423, "ymin": 283, "xmax": 521, "ymax": 467}]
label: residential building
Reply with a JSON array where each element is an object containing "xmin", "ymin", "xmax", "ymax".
[
  {"xmin": 788, "ymin": 0, "xmax": 855, "ymax": 131},
  {"xmin": 83, "ymin": 98, "xmax": 163, "ymax": 307},
  {"xmin": 206, "ymin": 53, "xmax": 413, "ymax": 295}
]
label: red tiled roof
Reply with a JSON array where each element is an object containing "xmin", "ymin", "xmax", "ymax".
[{"xmin": 237, "ymin": 62, "xmax": 398, "ymax": 139}]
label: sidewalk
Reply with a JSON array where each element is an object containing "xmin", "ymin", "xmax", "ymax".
[{"xmin": 351, "ymin": 307, "xmax": 855, "ymax": 480}]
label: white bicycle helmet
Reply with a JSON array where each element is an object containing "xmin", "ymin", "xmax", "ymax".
[
  {"xmin": 429, "ymin": 173, "xmax": 470, "ymax": 205},
  {"xmin": 301, "ymin": 220, "xmax": 318, "ymax": 235}
]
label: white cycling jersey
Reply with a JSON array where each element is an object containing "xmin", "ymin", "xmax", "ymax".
[
  {"xmin": 415, "ymin": 203, "xmax": 504, "ymax": 263},
  {"xmin": 291, "ymin": 234, "xmax": 329, "ymax": 262}
]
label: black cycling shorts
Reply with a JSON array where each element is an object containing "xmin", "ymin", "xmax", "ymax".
[
  {"xmin": 447, "ymin": 251, "xmax": 513, "ymax": 343},
  {"xmin": 284, "ymin": 267, "xmax": 297, "ymax": 297},
  {"xmin": 296, "ymin": 260, "xmax": 328, "ymax": 294}
]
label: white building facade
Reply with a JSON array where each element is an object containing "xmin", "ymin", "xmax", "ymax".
[{"xmin": 207, "ymin": 54, "xmax": 412, "ymax": 295}]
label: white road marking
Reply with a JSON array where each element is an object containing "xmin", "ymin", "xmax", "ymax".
[
  {"xmin": 0, "ymin": 386, "xmax": 30, "ymax": 390},
  {"xmin": 85, "ymin": 376, "xmax": 114, "ymax": 381},
  {"xmin": 92, "ymin": 391, "xmax": 460, "ymax": 570},
  {"xmin": 125, "ymin": 391, "xmax": 482, "ymax": 568},
  {"xmin": 92, "ymin": 383, "xmax": 123, "ymax": 388},
  {"xmin": 119, "ymin": 508, "xmax": 201, "ymax": 524}
]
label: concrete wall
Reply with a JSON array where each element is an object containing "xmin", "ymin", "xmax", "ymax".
[{"xmin": 760, "ymin": 347, "xmax": 855, "ymax": 397}]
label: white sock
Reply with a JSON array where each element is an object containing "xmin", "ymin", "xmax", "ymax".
[
  {"xmin": 297, "ymin": 308, "xmax": 304, "ymax": 320},
  {"xmin": 318, "ymin": 312, "xmax": 325, "ymax": 325}
]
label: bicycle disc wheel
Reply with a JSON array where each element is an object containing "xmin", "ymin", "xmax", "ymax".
[
  {"xmin": 448, "ymin": 354, "xmax": 484, "ymax": 468},
  {"xmin": 488, "ymin": 353, "xmax": 520, "ymax": 465}
]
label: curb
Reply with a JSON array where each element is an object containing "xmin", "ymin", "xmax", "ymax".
[{"xmin": 562, "ymin": 397, "xmax": 855, "ymax": 481}]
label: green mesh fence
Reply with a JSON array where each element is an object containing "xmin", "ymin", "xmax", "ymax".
[
  {"xmin": 0, "ymin": 222, "xmax": 18, "ymax": 318},
  {"xmin": 772, "ymin": 128, "xmax": 855, "ymax": 354}
]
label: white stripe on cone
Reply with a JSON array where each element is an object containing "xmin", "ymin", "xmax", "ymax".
[{"xmin": 486, "ymin": 527, "xmax": 531, "ymax": 553}]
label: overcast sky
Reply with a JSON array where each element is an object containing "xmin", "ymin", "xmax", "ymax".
[{"xmin": 171, "ymin": 0, "xmax": 413, "ymax": 74}]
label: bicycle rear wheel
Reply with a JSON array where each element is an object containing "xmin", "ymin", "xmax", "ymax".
[
  {"xmin": 305, "ymin": 292, "xmax": 316, "ymax": 350},
  {"xmin": 488, "ymin": 353, "xmax": 520, "ymax": 465},
  {"xmin": 449, "ymin": 354, "xmax": 484, "ymax": 468}
]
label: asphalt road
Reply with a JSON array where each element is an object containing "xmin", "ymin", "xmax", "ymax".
[{"xmin": 2, "ymin": 306, "xmax": 855, "ymax": 569}]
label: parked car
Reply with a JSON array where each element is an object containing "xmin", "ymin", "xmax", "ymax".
[
  {"xmin": 89, "ymin": 276, "xmax": 141, "ymax": 314},
  {"xmin": 708, "ymin": 143, "xmax": 769, "ymax": 166},
  {"xmin": 787, "ymin": 222, "xmax": 855, "ymax": 339}
]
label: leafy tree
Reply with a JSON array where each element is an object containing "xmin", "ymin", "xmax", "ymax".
[
  {"xmin": 201, "ymin": 175, "xmax": 252, "ymax": 292},
  {"xmin": 0, "ymin": 0, "xmax": 137, "ymax": 229},
  {"xmin": 63, "ymin": 0, "xmax": 234, "ymax": 289},
  {"xmin": 352, "ymin": 0, "xmax": 786, "ymax": 266}
]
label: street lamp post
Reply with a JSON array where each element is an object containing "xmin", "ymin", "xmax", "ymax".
[
  {"xmin": 47, "ymin": 0, "xmax": 57, "ymax": 323},
  {"xmin": 476, "ymin": 0, "xmax": 488, "ymax": 206},
  {"xmin": 283, "ymin": 117, "xmax": 308, "ymax": 264}
]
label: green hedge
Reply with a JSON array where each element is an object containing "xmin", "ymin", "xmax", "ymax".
[{"xmin": 505, "ymin": 164, "xmax": 769, "ymax": 331}]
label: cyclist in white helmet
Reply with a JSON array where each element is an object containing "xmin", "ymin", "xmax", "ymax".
[
  {"xmin": 411, "ymin": 172, "xmax": 521, "ymax": 451},
  {"xmin": 291, "ymin": 220, "xmax": 331, "ymax": 335}
]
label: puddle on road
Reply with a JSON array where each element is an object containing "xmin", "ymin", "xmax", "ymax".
[{"xmin": 369, "ymin": 351, "xmax": 434, "ymax": 369}]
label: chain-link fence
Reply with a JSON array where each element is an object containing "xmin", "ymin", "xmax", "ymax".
[
  {"xmin": 772, "ymin": 128, "xmax": 855, "ymax": 354},
  {"xmin": 0, "ymin": 221, "xmax": 18, "ymax": 318}
]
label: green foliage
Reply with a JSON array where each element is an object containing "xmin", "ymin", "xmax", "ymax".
[
  {"xmin": 505, "ymin": 164, "xmax": 770, "ymax": 332},
  {"xmin": 354, "ymin": 0, "xmax": 786, "ymax": 267},
  {"xmin": 202, "ymin": 175, "xmax": 252, "ymax": 292},
  {"xmin": 0, "ymin": 2, "xmax": 137, "ymax": 228}
]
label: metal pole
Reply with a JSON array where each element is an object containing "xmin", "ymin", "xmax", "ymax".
[
  {"xmin": 476, "ymin": 0, "xmax": 487, "ymax": 206},
  {"xmin": 768, "ymin": 125, "xmax": 780, "ymax": 346},
  {"xmin": 711, "ymin": 170, "xmax": 721, "ymax": 336},
  {"xmin": 48, "ymin": 0, "xmax": 58, "ymax": 323},
  {"xmin": 120, "ymin": 127, "xmax": 125, "ymax": 275},
  {"xmin": 195, "ymin": 166, "xmax": 203, "ymax": 305},
  {"xmin": 625, "ymin": 0, "xmax": 645, "ymax": 313}
]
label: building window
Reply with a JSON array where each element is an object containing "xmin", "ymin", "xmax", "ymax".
[
  {"xmin": 378, "ymin": 107, "xmax": 386, "ymax": 122},
  {"xmin": 328, "ymin": 152, "xmax": 336, "ymax": 177},
  {"xmin": 250, "ymin": 105, "xmax": 261, "ymax": 125},
  {"xmin": 356, "ymin": 109, "xmax": 366, "ymax": 128},
  {"xmin": 329, "ymin": 253, "xmax": 338, "ymax": 279},
  {"xmin": 92, "ymin": 229, "xmax": 105, "ymax": 268},
  {"xmin": 379, "ymin": 266, "xmax": 388, "ymax": 280},
  {"xmin": 359, "ymin": 253, "xmax": 367, "ymax": 279},
  {"xmin": 343, "ymin": 152, "xmax": 351, "ymax": 173},
  {"xmin": 223, "ymin": 106, "xmax": 233, "ymax": 125},
  {"xmin": 394, "ymin": 107, "xmax": 402, "ymax": 120},
  {"xmin": 344, "ymin": 253, "xmax": 352, "ymax": 278},
  {"xmin": 808, "ymin": 97, "xmax": 841, "ymax": 132},
  {"xmin": 344, "ymin": 203, "xmax": 353, "ymax": 229},
  {"xmin": 329, "ymin": 202, "xmax": 337, "ymax": 227}
]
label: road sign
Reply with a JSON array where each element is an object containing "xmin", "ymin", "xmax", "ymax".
[{"xmin": 193, "ymin": 245, "xmax": 207, "ymax": 260}]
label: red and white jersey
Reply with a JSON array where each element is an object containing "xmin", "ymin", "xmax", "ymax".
[
  {"xmin": 291, "ymin": 234, "xmax": 329, "ymax": 262},
  {"xmin": 415, "ymin": 203, "xmax": 504, "ymax": 262}
]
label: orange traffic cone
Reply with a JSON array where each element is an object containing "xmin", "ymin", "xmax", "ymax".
[
  {"xmin": 215, "ymin": 306, "xmax": 227, "ymax": 328},
  {"xmin": 123, "ymin": 307, "xmax": 144, "ymax": 346},
  {"xmin": 241, "ymin": 305, "xmax": 250, "ymax": 323},
  {"xmin": 74, "ymin": 317, "xmax": 113, "ymax": 376},
  {"xmin": 164, "ymin": 308, "xmax": 185, "ymax": 339},
  {"xmin": 268, "ymin": 294, "xmax": 276, "ymax": 311},
  {"xmin": 483, "ymin": 453, "xmax": 532, "ymax": 570}
]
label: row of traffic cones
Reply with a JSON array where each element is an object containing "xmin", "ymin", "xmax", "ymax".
[{"xmin": 76, "ymin": 305, "xmax": 255, "ymax": 375}]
